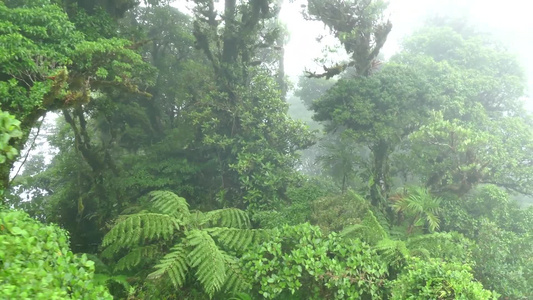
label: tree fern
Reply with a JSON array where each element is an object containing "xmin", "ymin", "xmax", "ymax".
[
  {"xmin": 102, "ymin": 213, "xmax": 179, "ymax": 249},
  {"xmin": 206, "ymin": 227, "xmax": 264, "ymax": 251},
  {"xmin": 221, "ymin": 252, "xmax": 252, "ymax": 293},
  {"xmin": 115, "ymin": 244, "xmax": 161, "ymax": 272},
  {"xmin": 147, "ymin": 243, "xmax": 189, "ymax": 289},
  {"xmin": 102, "ymin": 190, "xmax": 257, "ymax": 298},
  {"xmin": 149, "ymin": 190, "xmax": 190, "ymax": 220},
  {"xmin": 375, "ymin": 238, "xmax": 409, "ymax": 267},
  {"xmin": 187, "ymin": 230, "xmax": 227, "ymax": 296},
  {"xmin": 205, "ymin": 208, "xmax": 251, "ymax": 229}
]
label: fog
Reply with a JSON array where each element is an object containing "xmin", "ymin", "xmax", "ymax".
[{"xmin": 282, "ymin": 0, "xmax": 533, "ymax": 110}]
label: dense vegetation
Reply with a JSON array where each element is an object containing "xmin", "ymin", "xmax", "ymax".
[{"xmin": 1, "ymin": 0, "xmax": 532, "ymax": 299}]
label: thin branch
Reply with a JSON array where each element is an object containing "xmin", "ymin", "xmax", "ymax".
[{"xmin": 9, "ymin": 115, "xmax": 46, "ymax": 185}]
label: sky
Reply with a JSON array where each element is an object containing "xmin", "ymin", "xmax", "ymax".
[{"xmin": 280, "ymin": 0, "xmax": 533, "ymax": 109}]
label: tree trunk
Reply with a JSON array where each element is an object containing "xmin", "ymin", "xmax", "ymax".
[{"xmin": 370, "ymin": 140, "xmax": 390, "ymax": 207}]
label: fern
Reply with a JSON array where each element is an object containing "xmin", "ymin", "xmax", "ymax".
[
  {"xmin": 206, "ymin": 227, "xmax": 265, "ymax": 251},
  {"xmin": 102, "ymin": 213, "xmax": 179, "ymax": 248},
  {"xmin": 115, "ymin": 244, "xmax": 161, "ymax": 271},
  {"xmin": 187, "ymin": 230, "xmax": 226, "ymax": 297},
  {"xmin": 102, "ymin": 191, "xmax": 257, "ymax": 298},
  {"xmin": 149, "ymin": 190, "xmax": 191, "ymax": 221},
  {"xmin": 375, "ymin": 238, "xmax": 409, "ymax": 267},
  {"xmin": 205, "ymin": 208, "xmax": 251, "ymax": 229},
  {"xmin": 147, "ymin": 243, "xmax": 189, "ymax": 289},
  {"xmin": 221, "ymin": 252, "xmax": 252, "ymax": 293}
]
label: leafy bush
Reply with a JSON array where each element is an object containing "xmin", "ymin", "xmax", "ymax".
[
  {"xmin": 310, "ymin": 191, "xmax": 371, "ymax": 233},
  {"xmin": 389, "ymin": 257, "xmax": 497, "ymax": 299},
  {"xmin": 0, "ymin": 209, "xmax": 112, "ymax": 299},
  {"xmin": 0, "ymin": 110, "xmax": 22, "ymax": 165},
  {"xmin": 242, "ymin": 223, "xmax": 388, "ymax": 299},
  {"xmin": 252, "ymin": 179, "xmax": 332, "ymax": 228},
  {"xmin": 473, "ymin": 220, "xmax": 532, "ymax": 299}
]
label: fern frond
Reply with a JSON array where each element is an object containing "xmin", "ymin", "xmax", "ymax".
[
  {"xmin": 186, "ymin": 230, "xmax": 226, "ymax": 297},
  {"xmin": 221, "ymin": 251, "xmax": 251, "ymax": 293},
  {"xmin": 149, "ymin": 190, "xmax": 191, "ymax": 221},
  {"xmin": 188, "ymin": 210, "xmax": 207, "ymax": 228},
  {"xmin": 206, "ymin": 227, "xmax": 267, "ymax": 251},
  {"xmin": 115, "ymin": 244, "xmax": 161, "ymax": 272},
  {"xmin": 340, "ymin": 224, "xmax": 368, "ymax": 238},
  {"xmin": 102, "ymin": 213, "xmax": 179, "ymax": 248},
  {"xmin": 375, "ymin": 238, "xmax": 409, "ymax": 266},
  {"xmin": 205, "ymin": 208, "xmax": 250, "ymax": 229},
  {"xmin": 147, "ymin": 243, "xmax": 189, "ymax": 289}
]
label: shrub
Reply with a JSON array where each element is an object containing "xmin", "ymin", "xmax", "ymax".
[{"xmin": 0, "ymin": 209, "xmax": 112, "ymax": 299}]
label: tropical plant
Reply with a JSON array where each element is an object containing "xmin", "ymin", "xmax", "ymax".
[
  {"xmin": 0, "ymin": 209, "xmax": 112, "ymax": 299},
  {"xmin": 0, "ymin": 110, "xmax": 22, "ymax": 165},
  {"xmin": 391, "ymin": 186, "xmax": 441, "ymax": 235},
  {"xmin": 242, "ymin": 223, "xmax": 388, "ymax": 299},
  {"xmin": 374, "ymin": 231, "xmax": 474, "ymax": 273},
  {"xmin": 102, "ymin": 191, "xmax": 266, "ymax": 298},
  {"xmin": 389, "ymin": 257, "xmax": 498, "ymax": 299}
]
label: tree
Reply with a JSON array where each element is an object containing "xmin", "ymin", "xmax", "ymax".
[
  {"xmin": 408, "ymin": 113, "xmax": 533, "ymax": 196},
  {"xmin": 302, "ymin": 0, "xmax": 391, "ymax": 77},
  {"xmin": 0, "ymin": 0, "xmax": 154, "ymax": 198},
  {"xmin": 312, "ymin": 61, "xmax": 443, "ymax": 207},
  {"xmin": 102, "ymin": 191, "xmax": 266, "ymax": 298},
  {"xmin": 187, "ymin": 0, "xmax": 314, "ymax": 209}
]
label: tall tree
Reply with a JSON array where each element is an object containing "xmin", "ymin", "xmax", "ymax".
[
  {"xmin": 303, "ymin": 0, "xmax": 391, "ymax": 78},
  {"xmin": 0, "ymin": 0, "xmax": 153, "ymax": 200}
]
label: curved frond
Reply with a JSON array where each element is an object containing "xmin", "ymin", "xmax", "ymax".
[
  {"xmin": 186, "ymin": 230, "xmax": 226, "ymax": 297},
  {"xmin": 205, "ymin": 208, "xmax": 250, "ymax": 229},
  {"xmin": 375, "ymin": 238, "xmax": 409, "ymax": 266},
  {"xmin": 147, "ymin": 243, "xmax": 189, "ymax": 289},
  {"xmin": 206, "ymin": 227, "xmax": 267, "ymax": 251},
  {"xmin": 221, "ymin": 251, "xmax": 251, "ymax": 293},
  {"xmin": 102, "ymin": 213, "xmax": 179, "ymax": 248},
  {"xmin": 115, "ymin": 244, "xmax": 161, "ymax": 272},
  {"xmin": 149, "ymin": 190, "xmax": 191, "ymax": 220}
]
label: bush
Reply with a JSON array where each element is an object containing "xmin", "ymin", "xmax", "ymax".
[
  {"xmin": 0, "ymin": 209, "xmax": 112, "ymax": 299},
  {"xmin": 389, "ymin": 257, "xmax": 497, "ymax": 300},
  {"xmin": 242, "ymin": 223, "xmax": 388, "ymax": 299}
]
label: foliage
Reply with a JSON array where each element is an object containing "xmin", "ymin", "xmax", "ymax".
[
  {"xmin": 472, "ymin": 219, "xmax": 532, "ymax": 299},
  {"xmin": 252, "ymin": 178, "xmax": 331, "ymax": 228},
  {"xmin": 102, "ymin": 191, "xmax": 265, "ymax": 298},
  {"xmin": 408, "ymin": 112, "xmax": 533, "ymax": 195},
  {"xmin": 302, "ymin": 0, "xmax": 391, "ymax": 77},
  {"xmin": 311, "ymin": 191, "xmax": 387, "ymax": 245},
  {"xmin": 391, "ymin": 186, "xmax": 441, "ymax": 235},
  {"xmin": 242, "ymin": 223, "xmax": 388, "ymax": 299},
  {"xmin": 0, "ymin": 209, "xmax": 112, "ymax": 299},
  {"xmin": 389, "ymin": 257, "xmax": 497, "ymax": 299},
  {"xmin": 0, "ymin": 110, "xmax": 21, "ymax": 165},
  {"xmin": 312, "ymin": 61, "xmax": 442, "ymax": 206},
  {"xmin": 438, "ymin": 185, "xmax": 533, "ymax": 298},
  {"xmin": 375, "ymin": 232, "xmax": 474, "ymax": 273},
  {"xmin": 0, "ymin": 0, "xmax": 154, "ymax": 195}
]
